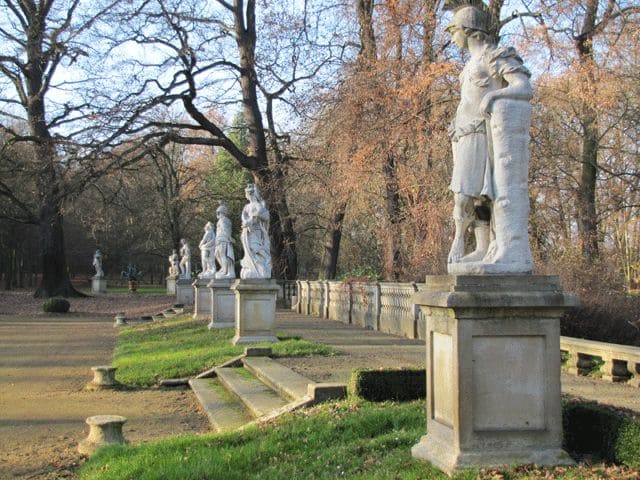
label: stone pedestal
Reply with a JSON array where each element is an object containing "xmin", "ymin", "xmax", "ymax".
[
  {"xmin": 85, "ymin": 366, "xmax": 120, "ymax": 391},
  {"xmin": 78, "ymin": 415, "xmax": 128, "ymax": 455},
  {"xmin": 166, "ymin": 275, "xmax": 178, "ymax": 295},
  {"xmin": 91, "ymin": 277, "xmax": 107, "ymax": 294},
  {"xmin": 207, "ymin": 279, "xmax": 236, "ymax": 329},
  {"xmin": 411, "ymin": 275, "xmax": 577, "ymax": 475},
  {"xmin": 230, "ymin": 279, "xmax": 280, "ymax": 345},
  {"xmin": 176, "ymin": 279, "xmax": 194, "ymax": 305},
  {"xmin": 193, "ymin": 278, "xmax": 213, "ymax": 318}
]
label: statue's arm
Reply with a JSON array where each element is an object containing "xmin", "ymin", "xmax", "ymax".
[{"xmin": 480, "ymin": 71, "xmax": 532, "ymax": 115}]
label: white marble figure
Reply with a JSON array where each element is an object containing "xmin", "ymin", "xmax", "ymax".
[
  {"xmin": 240, "ymin": 184, "xmax": 272, "ymax": 279},
  {"xmin": 92, "ymin": 250, "xmax": 104, "ymax": 278},
  {"xmin": 179, "ymin": 239, "xmax": 191, "ymax": 280},
  {"xmin": 214, "ymin": 202, "xmax": 236, "ymax": 279},
  {"xmin": 197, "ymin": 222, "xmax": 216, "ymax": 279},
  {"xmin": 168, "ymin": 249, "xmax": 179, "ymax": 276},
  {"xmin": 446, "ymin": 5, "xmax": 533, "ymax": 274}
]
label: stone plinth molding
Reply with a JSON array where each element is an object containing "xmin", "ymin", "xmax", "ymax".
[
  {"xmin": 208, "ymin": 279, "xmax": 236, "ymax": 329},
  {"xmin": 176, "ymin": 278, "xmax": 194, "ymax": 305},
  {"xmin": 91, "ymin": 277, "xmax": 107, "ymax": 294},
  {"xmin": 230, "ymin": 279, "xmax": 280, "ymax": 345},
  {"xmin": 411, "ymin": 275, "xmax": 577, "ymax": 475},
  {"xmin": 193, "ymin": 278, "xmax": 212, "ymax": 318}
]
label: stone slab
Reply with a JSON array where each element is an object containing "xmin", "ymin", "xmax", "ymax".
[
  {"xmin": 215, "ymin": 367, "xmax": 288, "ymax": 418},
  {"xmin": 189, "ymin": 378, "xmax": 252, "ymax": 432},
  {"xmin": 242, "ymin": 356, "xmax": 312, "ymax": 401}
]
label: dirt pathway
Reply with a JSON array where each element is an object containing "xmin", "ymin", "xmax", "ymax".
[{"xmin": 0, "ymin": 293, "xmax": 209, "ymax": 480}]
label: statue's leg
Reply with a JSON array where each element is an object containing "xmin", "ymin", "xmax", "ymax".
[{"xmin": 448, "ymin": 193, "xmax": 474, "ymax": 264}]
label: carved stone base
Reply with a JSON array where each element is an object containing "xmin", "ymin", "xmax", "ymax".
[
  {"xmin": 193, "ymin": 278, "xmax": 212, "ymax": 318},
  {"xmin": 230, "ymin": 279, "xmax": 280, "ymax": 345},
  {"xmin": 207, "ymin": 279, "xmax": 236, "ymax": 329},
  {"xmin": 91, "ymin": 277, "xmax": 107, "ymax": 294},
  {"xmin": 166, "ymin": 275, "xmax": 178, "ymax": 295},
  {"xmin": 176, "ymin": 279, "xmax": 194, "ymax": 305},
  {"xmin": 411, "ymin": 275, "xmax": 577, "ymax": 475}
]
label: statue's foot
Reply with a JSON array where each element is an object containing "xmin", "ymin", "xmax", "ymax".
[
  {"xmin": 448, "ymin": 239, "xmax": 465, "ymax": 264},
  {"xmin": 460, "ymin": 247, "xmax": 487, "ymax": 263}
]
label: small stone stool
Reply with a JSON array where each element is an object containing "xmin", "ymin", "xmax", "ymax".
[
  {"xmin": 86, "ymin": 366, "xmax": 120, "ymax": 391},
  {"xmin": 114, "ymin": 313, "xmax": 127, "ymax": 327},
  {"xmin": 78, "ymin": 415, "xmax": 128, "ymax": 455}
]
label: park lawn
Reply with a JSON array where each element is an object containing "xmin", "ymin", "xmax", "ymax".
[
  {"xmin": 113, "ymin": 316, "xmax": 334, "ymax": 386},
  {"xmin": 78, "ymin": 399, "xmax": 622, "ymax": 480}
]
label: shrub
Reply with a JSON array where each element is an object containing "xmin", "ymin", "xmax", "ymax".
[
  {"xmin": 42, "ymin": 298, "xmax": 70, "ymax": 313},
  {"xmin": 563, "ymin": 400, "xmax": 640, "ymax": 467},
  {"xmin": 349, "ymin": 368, "xmax": 426, "ymax": 402}
]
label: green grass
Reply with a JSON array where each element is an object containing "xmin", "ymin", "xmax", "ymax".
[
  {"xmin": 113, "ymin": 316, "xmax": 334, "ymax": 386},
  {"xmin": 79, "ymin": 400, "xmax": 453, "ymax": 480},
  {"xmin": 78, "ymin": 399, "xmax": 637, "ymax": 480}
]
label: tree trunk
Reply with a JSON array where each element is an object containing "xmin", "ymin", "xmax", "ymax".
[
  {"xmin": 383, "ymin": 153, "xmax": 402, "ymax": 281},
  {"xmin": 574, "ymin": 0, "xmax": 600, "ymax": 262},
  {"xmin": 34, "ymin": 198, "xmax": 84, "ymax": 298},
  {"xmin": 322, "ymin": 203, "xmax": 347, "ymax": 279}
]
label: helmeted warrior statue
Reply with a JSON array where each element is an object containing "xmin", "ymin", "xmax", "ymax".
[{"xmin": 446, "ymin": 4, "xmax": 533, "ymax": 274}]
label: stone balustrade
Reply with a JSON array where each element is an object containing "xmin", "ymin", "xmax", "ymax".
[
  {"xmin": 295, "ymin": 279, "xmax": 640, "ymax": 387},
  {"xmin": 561, "ymin": 336, "xmax": 640, "ymax": 386}
]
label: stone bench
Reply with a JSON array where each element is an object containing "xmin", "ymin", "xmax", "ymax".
[{"xmin": 78, "ymin": 415, "xmax": 128, "ymax": 455}]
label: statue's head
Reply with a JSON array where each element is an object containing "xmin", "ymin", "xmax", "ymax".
[
  {"xmin": 216, "ymin": 202, "xmax": 228, "ymax": 217},
  {"xmin": 446, "ymin": 5, "xmax": 491, "ymax": 46},
  {"xmin": 205, "ymin": 221, "xmax": 213, "ymax": 231},
  {"xmin": 245, "ymin": 183, "xmax": 255, "ymax": 198}
]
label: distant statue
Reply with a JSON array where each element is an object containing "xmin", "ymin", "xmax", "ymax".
[
  {"xmin": 446, "ymin": 4, "xmax": 533, "ymax": 274},
  {"xmin": 240, "ymin": 183, "xmax": 272, "ymax": 279},
  {"xmin": 179, "ymin": 239, "xmax": 191, "ymax": 280},
  {"xmin": 168, "ymin": 249, "xmax": 179, "ymax": 277},
  {"xmin": 198, "ymin": 222, "xmax": 216, "ymax": 279},
  {"xmin": 214, "ymin": 202, "xmax": 236, "ymax": 279},
  {"xmin": 92, "ymin": 250, "xmax": 104, "ymax": 278}
]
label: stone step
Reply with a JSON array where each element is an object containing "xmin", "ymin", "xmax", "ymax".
[
  {"xmin": 189, "ymin": 378, "xmax": 253, "ymax": 432},
  {"xmin": 215, "ymin": 367, "xmax": 289, "ymax": 418},
  {"xmin": 242, "ymin": 356, "xmax": 312, "ymax": 401}
]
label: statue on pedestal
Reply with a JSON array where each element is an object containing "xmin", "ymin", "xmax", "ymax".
[
  {"xmin": 168, "ymin": 249, "xmax": 179, "ymax": 277},
  {"xmin": 179, "ymin": 239, "xmax": 191, "ymax": 280},
  {"xmin": 214, "ymin": 202, "xmax": 236, "ymax": 279},
  {"xmin": 240, "ymin": 183, "xmax": 271, "ymax": 279},
  {"xmin": 198, "ymin": 222, "xmax": 216, "ymax": 279},
  {"xmin": 92, "ymin": 250, "xmax": 104, "ymax": 278},
  {"xmin": 446, "ymin": 5, "xmax": 533, "ymax": 274}
]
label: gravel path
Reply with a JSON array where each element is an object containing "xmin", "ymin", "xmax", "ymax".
[{"xmin": 0, "ymin": 291, "xmax": 209, "ymax": 480}]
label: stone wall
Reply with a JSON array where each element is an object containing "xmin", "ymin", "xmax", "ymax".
[{"xmin": 379, "ymin": 283, "xmax": 418, "ymax": 339}]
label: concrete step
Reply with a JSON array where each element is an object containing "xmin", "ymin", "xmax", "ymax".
[
  {"xmin": 242, "ymin": 356, "xmax": 312, "ymax": 401},
  {"xmin": 189, "ymin": 378, "xmax": 253, "ymax": 432},
  {"xmin": 215, "ymin": 367, "xmax": 289, "ymax": 418}
]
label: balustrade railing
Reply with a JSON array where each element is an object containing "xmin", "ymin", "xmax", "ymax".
[{"xmin": 294, "ymin": 279, "xmax": 640, "ymax": 387}]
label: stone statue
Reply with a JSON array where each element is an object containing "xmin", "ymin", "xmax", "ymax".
[
  {"xmin": 198, "ymin": 222, "xmax": 216, "ymax": 279},
  {"xmin": 446, "ymin": 5, "xmax": 533, "ymax": 274},
  {"xmin": 240, "ymin": 183, "xmax": 272, "ymax": 279},
  {"xmin": 214, "ymin": 202, "xmax": 236, "ymax": 279},
  {"xmin": 168, "ymin": 249, "xmax": 179, "ymax": 276},
  {"xmin": 179, "ymin": 239, "xmax": 191, "ymax": 280},
  {"xmin": 92, "ymin": 250, "xmax": 104, "ymax": 278}
]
